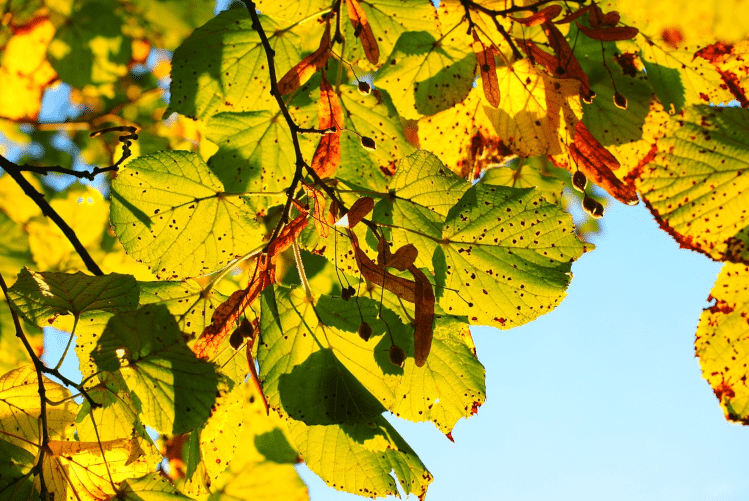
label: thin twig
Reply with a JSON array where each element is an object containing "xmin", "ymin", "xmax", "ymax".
[{"xmin": 0, "ymin": 155, "xmax": 103, "ymax": 276}]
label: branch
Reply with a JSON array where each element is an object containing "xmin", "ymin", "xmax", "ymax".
[
  {"xmin": 16, "ymin": 164, "xmax": 119, "ymax": 182},
  {"xmin": 0, "ymin": 154, "xmax": 103, "ymax": 276},
  {"xmin": 240, "ymin": 0, "xmax": 310, "ymax": 249}
]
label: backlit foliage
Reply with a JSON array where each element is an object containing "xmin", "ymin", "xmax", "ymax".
[{"xmin": 1, "ymin": 0, "xmax": 748, "ymax": 499}]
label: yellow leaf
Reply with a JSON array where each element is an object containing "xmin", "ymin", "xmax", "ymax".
[{"xmin": 485, "ymin": 59, "xmax": 582, "ymax": 158}]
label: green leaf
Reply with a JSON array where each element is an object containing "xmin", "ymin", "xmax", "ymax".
[
  {"xmin": 288, "ymin": 415, "xmax": 431, "ymax": 499},
  {"xmin": 205, "ymin": 111, "xmax": 312, "ymax": 213},
  {"xmin": 91, "ymin": 305, "xmax": 219, "ymax": 434},
  {"xmin": 391, "ymin": 314, "xmax": 485, "ymax": 433},
  {"xmin": 481, "ymin": 158, "xmax": 565, "ymax": 204},
  {"xmin": 695, "ymin": 263, "xmax": 749, "ymax": 423},
  {"xmin": 635, "ymin": 105, "xmax": 749, "ymax": 263},
  {"xmin": 110, "ymin": 150, "xmax": 264, "ymax": 280},
  {"xmin": 339, "ymin": 0, "xmax": 439, "ymax": 68},
  {"xmin": 259, "ymin": 286, "xmax": 412, "ymax": 425},
  {"xmin": 0, "ymin": 210, "xmax": 33, "ymax": 276},
  {"xmin": 375, "ymin": 30, "xmax": 476, "ymax": 119},
  {"xmin": 114, "ymin": 473, "xmax": 192, "ymax": 500},
  {"xmin": 7, "ymin": 269, "xmax": 138, "ymax": 330},
  {"xmin": 168, "ymin": 9, "xmax": 302, "ymax": 119},
  {"xmin": 199, "ymin": 380, "xmax": 244, "ymax": 480},
  {"xmin": 252, "ymin": 0, "xmax": 328, "ymax": 23},
  {"xmin": 129, "ymin": 0, "xmax": 216, "ymax": 50},
  {"xmin": 46, "ymin": 0, "xmax": 131, "ymax": 88},
  {"xmin": 0, "ymin": 436, "xmax": 36, "ymax": 501}
]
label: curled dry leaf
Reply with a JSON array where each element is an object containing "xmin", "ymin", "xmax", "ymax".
[
  {"xmin": 311, "ymin": 77, "xmax": 344, "ymax": 178},
  {"xmin": 387, "ymin": 244, "xmax": 419, "ymax": 272},
  {"xmin": 345, "ymin": 0, "xmax": 379, "ymax": 64},
  {"xmin": 510, "ymin": 5, "xmax": 562, "ymax": 26},
  {"xmin": 267, "ymin": 212, "xmax": 310, "ymax": 257},
  {"xmin": 193, "ymin": 254, "xmax": 274, "ymax": 359},
  {"xmin": 472, "ymin": 32, "xmax": 500, "ymax": 108},
  {"xmin": 303, "ymin": 184, "xmax": 329, "ymax": 238},
  {"xmin": 335, "ymin": 196, "xmax": 374, "ymax": 229},
  {"xmin": 408, "ymin": 264, "xmax": 434, "ymax": 368},
  {"xmin": 277, "ymin": 25, "xmax": 332, "ymax": 95},
  {"xmin": 576, "ymin": 23, "xmax": 639, "ymax": 42},
  {"xmin": 554, "ymin": 4, "xmax": 592, "ymax": 24},
  {"xmin": 542, "ymin": 22, "xmax": 593, "ymax": 101},
  {"xmin": 350, "ymin": 232, "xmax": 416, "ymax": 302},
  {"xmin": 569, "ymin": 122, "xmax": 639, "ymax": 205}
]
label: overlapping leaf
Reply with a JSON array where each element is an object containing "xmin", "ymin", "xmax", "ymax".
[
  {"xmin": 391, "ymin": 314, "xmax": 485, "ymax": 433},
  {"xmin": 115, "ymin": 473, "xmax": 193, "ymax": 500},
  {"xmin": 288, "ymin": 415, "xmax": 431, "ymax": 499},
  {"xmin": 376, "ymin": 30, "xmax": 476, "ymax": 119},
  {"xmin": 90, "ymin": 305, "xmax": 219, "ymax": 434},
  {"xmin": 110, "ymin": 150, "xmax": 264, "ymax": 280},
  {"xmin": 167, "ymin": 9, "xmax": 302, "ymax": 119},
  {"xmin": 259, "ymin": 286, "xmax": 410, "ymax": 425},
  {"xmin": 695, "ymin": 263, "xmax": 749, "ymax": 423},
  {"xmin": 635, "ymin": 106, "xmax": 749, "ymax": 263}
]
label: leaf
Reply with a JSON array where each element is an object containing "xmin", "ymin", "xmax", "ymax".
[
  {"xmin": 252, "ymin": 0, "xmax": 329, "ymax": 23},
  {"xmin": 408, "ymin": 264, "xmax": 435, "ymax": 367},
  {"xmin": 0, "ymin": 17, "xmax": 57, "ymax": 120},
  {"xmin": 472, "ymin": 32, "xmax": 500, "ymax": 108},
  {"xmin": 110, "ymin": 150, "xmax": 264, "ymax": 280},
  {"xmin": 287, "ymin": 415, "xmax": 432, "ymax": 499},
  {"xmin": 205, "ymin": 110, "xmax": 314, "ymax": 213},
  {"xmin": 391, "ymin": 314, "xmax": 485, "ymax": 433},
  {"xmin": 7, "ymin": 269, "xmax": 138, "ymax": 330},
  {"xmin": 335, "ymin": 197, "xmax": 374, "ymax": 229},
  {"xmin": 277, "ymin": 26, "xmax": 331, "ymax": 95},
  {"xmin": 114, "ymin": 473, "xmax": 193, "ymax": 500},
  {"xmin": 258, "ymin": 286, "xmax": 412, "ymax": 425},
  {"xmin": 193, "ymin": 255, "xmax": 274, "ymax": 360},
  {"xmin": 46, "ymin": 0, "xmax": 131, "ymax": 89},
  {"xmin": 695, "ymin": 263, "xmax": 749, "ymax": 423},
  {"xmin": 375, "ymin": 30, "xmax": 476, "ymax": 119},
  {"xmin": 484, "ymin": 58, "xmax": 582, "ymax": 158},
  {"xmin": 695, "ymin": 41, "xmax": 749, "ymax": 108},
  {"xmin": 310, "ymin": 78, "xmax": 344, "ymax": 178},
  {"xmin": 168, "ymin": 10, "xmax": 303, "ymax": 119},
  {"xmin": 635, "ymin": 106, "xmax": 749, "ymax": 263},
  {"xmin": 569, "ymin": 121, "xmax": 639, "ymax": 205},
  {"xmin": 0, "ymin": 211, "xmax": 34, "ymax": 277},
  {"xmin": 345, "ymin": 0, "xmax": 379, "ymax": 64},
  {"xmin": 481, "ymin": 158, "xmax": 566, "ymax": 204},
  {"xmin": 91, "ymin": 305, "xmax": 219, "ymax": 434},
  {"xmin": 541, "ymin": 22, "xmax": 592, "ymax": 101},
  {"xmin": 576, "ymin": 23, "xmax": 639, "ymax": 41},
  {"xmin": 199, "ymin": 381, "xmax": 244, "ymax": 480}
]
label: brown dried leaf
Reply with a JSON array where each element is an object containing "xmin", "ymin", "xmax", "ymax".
[
  {"xmin": 268, "ymin": 213, "xmax": 309, "ymax": 256},
  {"xmin": 277, "ymin": 26, "xmax": 332, "ymax": 95},
  {"xmin": 311, "ymin": 134, "xmax": 341, "ymax": 179},
  {"xmin": 193, "ymin": 255, "xmax": 274, "ymax": 359},
  {"xmin": 386, "ymin": 244, "xmax": 418, "ymax": 272},
  {"xmin": 576, "ymin": 23, "xmax": 639, "ymax": 41},
  {"xmin": 311, "ymin": 77, "xmax": 344, "ymax": 177},
  {"xmin": 601, "ymin": 11, "xmax": 621, "ymax": 27},
  {"xmin": 511, "ymin": 5, "xmax": 562, "ymax": 26},
  {"xmin": 472, "ymin": 32, "xmax": 500, "ymax": 108},
  {"xmin": 345, "ymin": 0, "xmax": 379, "ymax": 64},
  {"xmin": 555, "ymin": 5, "xmax": 592, "ymax": 24},
  {"xmin": 570, "ymin": 123, "xmax": 639, "ymax": 205},
  {"xmin": 303, "ymin": 184, "xmax": 329, "ymax": 238},
  {"xmin": 408, "ymin": 264, "xmax": 434, "ymax": 368},
  {"xmin": 350, "ymin": 232, "xmax": 416, "ymax": 302},
  {"xmin": 335, "ymin": 196, "xmax": 374, "ymax": 229},
  {"xmin": 543, "ymin": 22, "xmax": 593, "ymax": 100}
]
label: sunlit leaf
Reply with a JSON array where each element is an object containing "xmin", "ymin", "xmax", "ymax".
[
  {"xmin": 288, "ymin": 415, "xmax": 431, "ymax": 499},
  {"xmin": 695, "ymin": 263, "xmax": 749, "ymax": 423},
  {"xmin": 114, "ymin": 473, "xmax": 192, "ymax": 500},
  {"xmin": 111, "ymin": 150, "xmax": 264, "ymax": 280},
  {"xmin": 635, "ymin": 105, "xmax": 749, "ymax": 263},
  {"xmin": 91, "ymin": 305, "xmax": 219, "ymax": 434}
]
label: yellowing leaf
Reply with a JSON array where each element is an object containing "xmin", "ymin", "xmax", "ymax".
[
  {"xmin": 485, "ymin": 59, "xmax": 582, "ymax": 158},
  {"xmin": 695, "ymin": 263, "xmax": 749, "ymax": 423},
  {"xmin": 0, "ymin": 18, "xmax": 57, "ymax": 120}
]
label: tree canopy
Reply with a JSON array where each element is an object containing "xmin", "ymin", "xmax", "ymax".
[{"xmin": 0, "ymin": 0, "xmax": 748, "ymax": 499}]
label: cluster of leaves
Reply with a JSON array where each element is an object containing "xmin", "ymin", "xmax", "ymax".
[{"xmin": 1, "ymin": 0, "xmax": 749, "ymax": 499}]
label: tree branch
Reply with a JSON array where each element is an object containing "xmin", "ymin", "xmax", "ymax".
[{"xmin": 0, "ymin": 154, "xmax": 104, "ymax": 276}]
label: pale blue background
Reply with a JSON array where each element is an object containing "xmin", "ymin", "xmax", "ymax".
[{"xmin": 4, "ymin": 1, "xmax": 748, "ymax": 498}]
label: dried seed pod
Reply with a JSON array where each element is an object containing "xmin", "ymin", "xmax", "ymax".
[
  {"xmin": 229, "ymin": 327, "xmax": 244, "ymax": 350},
  {"xmin": 582, "ymin": 195, "xmax": 603, "ymax": 218},
  {"xmin": 572, "ymin": 171, "xmax": 587, "ymax": 192},
  {"xmin": 358, "ymin": 321, "xmax": 372, "ymax": 341},
  {"xmin": 361, "ymin": 136, "xmax": 376, "ymax": 151},
  {"xmin": 592, "ymin": 200, "xmax": 605, "ymax": 218},
  {"xmin": 347, "ymin": 285, "xmax": 356, "ymax": 297},
  {"xmin": 389, "ymin": 344, "xmax": 406, "ymax": 368},
  {"xmin": 341, "ymin": 287, "xmax": 353, "ymax": 301},
  {"xmin": 358, "ymin": 81, "xmax": 371, "ymax": 95},
  {"xmin": 613, "ymin": 92, "xmax": 628, "ymax": 109}
]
